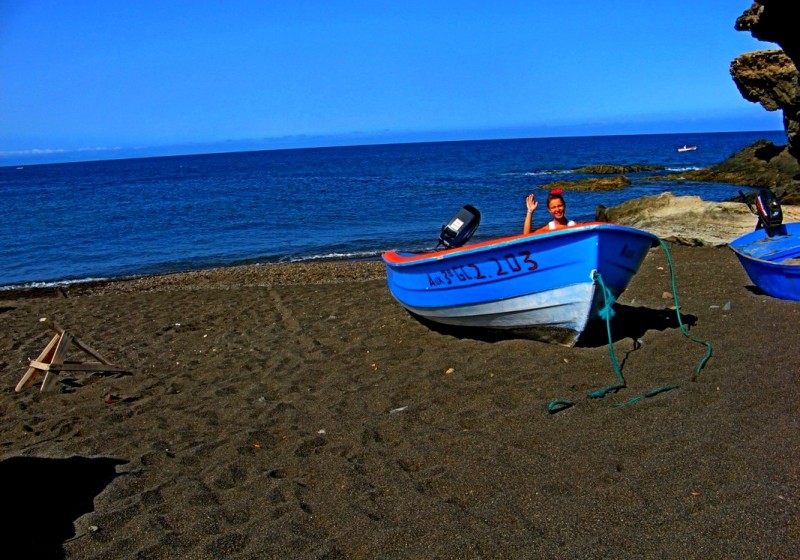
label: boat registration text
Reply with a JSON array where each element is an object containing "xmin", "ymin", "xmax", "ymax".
[{"xmin": 427, "ymin": 251, "xmax": 538, "ymax": 287}]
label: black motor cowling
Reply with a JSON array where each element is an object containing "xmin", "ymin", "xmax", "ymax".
[
  {"xmin": 437, "ymin": 204, "xmax": 481, "ymax": 249},
  {"xmin": 740, "ymin": 189, "xmax": 784, "ymax": 236},
  {"xmin": 754, "ymin": 188, "xmax": 783, "ymax": 231}
]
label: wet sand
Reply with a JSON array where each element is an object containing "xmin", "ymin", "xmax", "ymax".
[{"xmin": 1, "ymin": 245, "xmax": 798, "ymax": 559}]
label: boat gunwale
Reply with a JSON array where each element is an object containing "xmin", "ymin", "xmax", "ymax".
[
  {"xmin": 729, "ymin": 222, "xmax": 800, "ymax": 268},
  {"xmin": 382, "ymin": 222, "xmax": 658, "ymax": 266}
]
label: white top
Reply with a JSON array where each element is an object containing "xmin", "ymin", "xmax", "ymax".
[{"xmin": 548, "ymin": 220, "xmax": 576, "ymax": 230}]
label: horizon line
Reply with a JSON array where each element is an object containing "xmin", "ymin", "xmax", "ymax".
[{"xmin": 1, "ymin": 127, "xmax": 786, "ymax": 168}]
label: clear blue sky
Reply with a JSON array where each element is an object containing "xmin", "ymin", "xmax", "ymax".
[{"xmin": 0, "ymin": 0, "xmax": 784, "ymax": 165}]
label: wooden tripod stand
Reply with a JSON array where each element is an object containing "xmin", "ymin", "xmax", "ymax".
[{"xmin": 15, "ymin": 319, "xmax": 130, "ymax": 392}]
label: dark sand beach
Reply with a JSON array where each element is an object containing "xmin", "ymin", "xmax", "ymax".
[{"xmin": 1, "ymin": 244, "xmax": 798, "ymax": 559}]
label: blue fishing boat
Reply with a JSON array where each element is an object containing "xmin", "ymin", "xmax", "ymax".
[
  {"xmin": 730, "ymin": 190, "xmax": 800, "ymax": 301},
  {"xmin": 730, "ymin": 223, "xmax": 800, "ymax": 300},
  {"xmin": 382, "ymin": 207, "xmax": 659, "ymax": 345}
]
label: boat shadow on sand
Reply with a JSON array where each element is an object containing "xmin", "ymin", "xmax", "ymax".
[{"xmin": 411, "ymin": 304, "xmax": 697, "ymax": 349}]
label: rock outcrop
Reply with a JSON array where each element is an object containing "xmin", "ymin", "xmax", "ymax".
[
  {"xmin": 573, "ymin": 164, "xmax": 663, "ymax": 174},
  {"xmin": 541, "ymin": 175, "xmax": 631, "ymax": 192},
  {"xmin": 732, "ymin": 1, "xmax": 800, "ymax": 159},
  {"xmin": 596, "ymin": 192, "xmax": 800, "ymax": 246}
]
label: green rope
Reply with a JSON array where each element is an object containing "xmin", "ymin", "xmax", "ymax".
[
  {"xmin": 545, "ymin": 400, "xmax": 575, "ymax": 414},
  {"xmin": 586, "ymin": 269, "xmax": 626, "ymax": 399},
  {"xmin": 546, "ymin": 240, "xmax": 713, "ymax": 414},
  {"xmin": 616, "ymin": 385, "xmax": 678, "ymax": 407},
  {"xmin": 657, "ymin": 239, "xmax": 713, "ymax": 379}
]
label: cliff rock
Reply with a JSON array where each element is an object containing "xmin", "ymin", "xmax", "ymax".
[
  {"xmin": 732, "ymin": 1, "xmax": 800, "ymax": 159},
  {"xmin": 735, "ymin": 0, "xmax": 799, "ymax": 65}
]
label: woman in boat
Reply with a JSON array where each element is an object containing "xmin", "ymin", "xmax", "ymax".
[{"xmin": 523, "ymin": 188, "xmax": 576, "ymax": 234}]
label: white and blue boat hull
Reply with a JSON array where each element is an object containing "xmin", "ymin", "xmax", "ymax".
[{"xmin": 383, "ymin": 223, "xmax": 659, "ymax": 346}]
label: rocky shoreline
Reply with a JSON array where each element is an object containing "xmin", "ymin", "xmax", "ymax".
[
  {"xmin": 542, "ymin": 137, "xmax": 799, "ymax": 201},
  {"xmin": 554, "ymin": 1, "xmax": 800, "ymax": 227},
  {"xmin": 658, "ymin": 139, "xmax": 800, "ymax": 204}
]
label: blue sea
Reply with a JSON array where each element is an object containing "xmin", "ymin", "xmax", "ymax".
[{"xmin": 0, "ymin": 130, "xmax": 785, "ymax": 289}]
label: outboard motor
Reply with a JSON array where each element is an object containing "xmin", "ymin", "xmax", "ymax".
[
  {"xmin": 740, "ymin": 189, "xmax": 784, "ymax": 237},
  {"xmin": 754, "ymin": 189, "xmax": 783, "ymax": 231},
  {"xmin": 437, "ymin": 204, "xmax": 481, "ymax": 249}
]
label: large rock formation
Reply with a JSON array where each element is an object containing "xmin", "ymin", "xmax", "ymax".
[{"xmin": 731, "ymin": 1, "xmax": 800, "ymax": 160}]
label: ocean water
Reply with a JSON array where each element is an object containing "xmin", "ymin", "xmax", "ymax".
[{"xmin": 0, "ymin": 130, "xmax": 785, "ymax": 288}]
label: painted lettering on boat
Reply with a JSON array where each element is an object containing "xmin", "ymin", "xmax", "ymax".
[{"xmin": 427, "ymin": 251, "xmax": 538, "ymax": 287}]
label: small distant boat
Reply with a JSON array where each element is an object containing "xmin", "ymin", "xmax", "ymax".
[
  {"xmin": 677, "ymin": 145, "xmax": 697, "ymax": 152},
  {"xmin": 730, "ymin": 189, "xmax": 800, "ymax": 301},
  {"xmin": 382, "ymin": 206, "xmax": 659, "ymax": 346}
]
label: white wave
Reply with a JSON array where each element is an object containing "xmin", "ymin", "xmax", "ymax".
[
  {"xmin": 279, "ymin": 250, "xmax": 383, "ymax": 263},
  {"xmin": 0, "ymin": 276, "xmax": 112, "ymax": 291},
  {"xmin": 665, "ymin": 166, "xmax": 701, "ymax": 172},
  {"xmin": 514, "ymin": 170, "xmax": 572, "ymax": 176}
]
